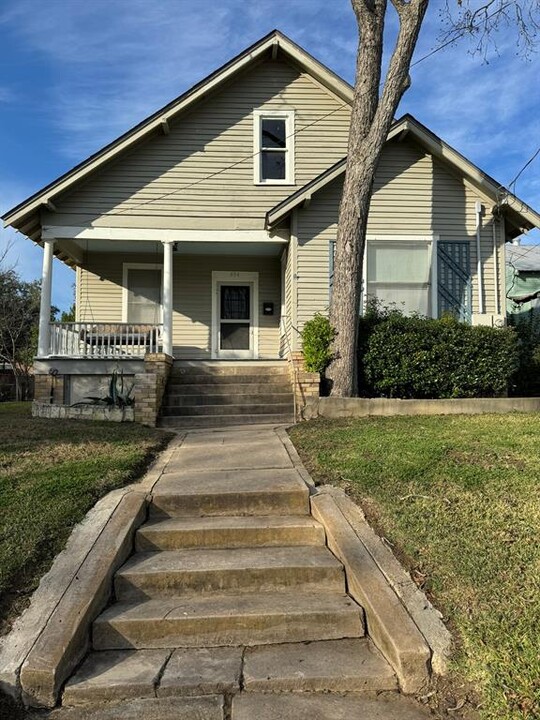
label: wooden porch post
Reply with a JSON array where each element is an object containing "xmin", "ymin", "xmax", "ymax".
[
  {"xmin": 37, "ymin": 238, "xmax": 55, "ymax": 357},
  {"xmin": 161, "ymin": 239, "xmax": 174, "ymax": 356}
]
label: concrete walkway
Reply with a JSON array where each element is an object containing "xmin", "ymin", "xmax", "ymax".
[{"xmin": 48, "ymin": 425, "xmax": 432, "ymax": 720}]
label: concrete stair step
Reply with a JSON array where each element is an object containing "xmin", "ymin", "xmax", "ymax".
[
  {"xmin": 158, "ymin": 413, "xmax": 295, "ymax": 429},
  {"xmin": 167, "ymin": 374, "xmax": 290, "ymax": 385},
  {"xmin": 136, "ymin": 516, "xmax": 325, "ymax": 551},
  {"xmin": 163, "ymin": 392, "xmax": 293, "ymax": 406},
  {"xmin": 161, "ymin": 403, "xmax": 294, "ymax": 417},
  {"xmin": 243, "ymin": 638, "xmax": 397, "ymax": 693},
  {"xmin": 63, "ymin": 639, "xmax": 395, "ymax": 708},
  {"xmin": 63, "ymin": 647, "xmax": 242, "ymax": 706},
  {"xmin": 165, "ymin": 382, "xmax": 292, "ymax": 395},
  {"xmin": 53, "ymin": 695, "xmax": 223, "ymax": 719},
  {"xmin": 115, "ymin": 546, "xmax": 345, "ymax": 600},
  {"xmin": 62, "ymin": 649, "xmax": 170, "ymax": 706},
  {"xmin": 92, "ymin": 592, "xmax": 364, "ymax": 649},
  {"xmin": 170, "ymin": 364, "xmax": 289, "ymax": 377},
  {"xmin": 150, "ymin": 469, "xmax": 309, "ymax": 518},
  {"xmin": 233, "ymin": 693, "xmax": 432, "ymax": 720}
]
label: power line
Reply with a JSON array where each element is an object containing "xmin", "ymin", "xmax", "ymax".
[
  {"xmin": 108, "ymin": 2, "xmax": 515, "ymax": 216},
  {"xmin": 508, "ymin": 145, "xmax": 540, "ymax": 193}
]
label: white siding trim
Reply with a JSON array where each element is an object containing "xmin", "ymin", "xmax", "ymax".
[{"xmin": 43, "ymin": 226, "xmax": 284, "ymax": 244}]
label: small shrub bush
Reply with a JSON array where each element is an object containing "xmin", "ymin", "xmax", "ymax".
[
  {"xmin": 301, "ymin": 313, "xmax": 336, "ymax": 373},
  {"xmin": 360, "ymin": 310, "xmax": 519, "ymax": 399}
]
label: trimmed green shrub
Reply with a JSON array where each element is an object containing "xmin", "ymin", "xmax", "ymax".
[
  {"xmin": 301, "ymin": 313, "xmax": 336, "ymax": 373},
  {"xmin": 361, "ymin": 312, "xmax": 519, "ymax": 399}
]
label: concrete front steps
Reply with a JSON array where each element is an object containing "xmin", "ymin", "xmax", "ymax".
[
  {"xmin": 158, "ymin": 361, "xmax": 295, "ymax": 429},
  {"xmin": 61, "ymin": 457, "xmax": 430, "ymax": 718}
]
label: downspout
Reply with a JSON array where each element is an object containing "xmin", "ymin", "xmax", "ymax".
[
  {"xmin": 475, "ymin": 201, "xmax": 485, "ymax": 314},
  {"xmin": 492, "ymin": 216, "xmax": 501, "ymax": 315}
]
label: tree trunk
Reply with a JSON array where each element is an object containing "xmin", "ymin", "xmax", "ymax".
[{"xmin": 328, "ymin": 0, "xmax": 429, "ymax": 397}]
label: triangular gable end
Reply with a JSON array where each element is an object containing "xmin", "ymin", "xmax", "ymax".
[{"xmin": 2, "ymin": 30, "xmax": 353, "ymax": 241}]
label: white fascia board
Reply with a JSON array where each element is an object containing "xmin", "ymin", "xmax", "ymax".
[{"xmin": 42, "ymin": 226, "xmax": 287, "ymax": 243}]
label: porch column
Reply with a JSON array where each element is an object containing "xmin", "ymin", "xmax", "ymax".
[
  {"xmin": 161, "ymin": 239, "xmax": 174, "ymax": 356},
  {"xmin": 37, "ymin": 239, "xmax": 55, "ymax": 357}
]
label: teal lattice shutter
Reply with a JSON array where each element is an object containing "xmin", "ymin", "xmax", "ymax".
[{"xmin": 437, "ymin": 242, "xmax": 472, "ymax": 322}]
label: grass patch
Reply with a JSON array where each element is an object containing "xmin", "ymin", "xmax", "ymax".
[
  {"xmin": 290, "ymin": 414, "xmax": 540, "ymax": 720},
  {"xmin": 0, "ymin": 402, "xmax": 171, "ymax": 635}
]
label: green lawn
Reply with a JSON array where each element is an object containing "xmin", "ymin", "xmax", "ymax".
[
  {"xmin": 0, "ymin": 402, "xmax": 171, "ymax": 636},
  {"xmin": 290, "ymin": 414, "xmax": 540, "ymax": 720}
]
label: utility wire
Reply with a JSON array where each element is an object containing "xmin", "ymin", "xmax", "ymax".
[
  {"xmin": 107, "ymin": 1, "xmax": 516, "ymax": 216},
  {"xmin": 508, "ymin": 145, "xmax": 540, "ymax": 193}
]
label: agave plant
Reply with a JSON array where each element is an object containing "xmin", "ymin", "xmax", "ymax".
[{"xmin": 73, "ymin": 369, "xmax": 134, "ymax": 408}]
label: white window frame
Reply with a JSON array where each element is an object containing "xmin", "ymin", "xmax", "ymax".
[
  {"xmin": 211, "ymin": 271, "xmax": 259, "ymax": 359},
  {"xmin": 362, "ymin": 235, "xmax": 438, "ymax": 318},
  {"xmin": 122, "ymin": 263, "xmax": 163, "ymax": 323},
  {"xmin": 253, "ymin": 109, "xmax": 295, "ymax": 186}
]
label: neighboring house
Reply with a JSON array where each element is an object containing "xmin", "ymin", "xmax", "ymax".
[
  {"xmin": 2, "ymin": 30, "xmax": 540, "ymax": 411},
  {"xmin": 506, "ymin": 243, "xmax": 540, "ymax": 318}
]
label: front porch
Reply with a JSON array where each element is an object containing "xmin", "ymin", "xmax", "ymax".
[
  {"xmin": 37, "ymin": 229, "xmax": 292, "ymax": 363},
  {"xmin": 32, "ymin": 228, "xmax": 315, "ymax": 422}
]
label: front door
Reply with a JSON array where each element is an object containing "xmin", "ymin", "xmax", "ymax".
[{"xmin": 213, "ymin": 272, "xmax": 258, "ymax": 359}]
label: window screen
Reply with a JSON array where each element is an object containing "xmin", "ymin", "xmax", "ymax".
[
  {"xmin": 366, "ymin": 240, "xmax": 431, "ymax": 316},
  {"xmin": 126, "ymin": 269, "xmax": 162, "ymax": 323}
]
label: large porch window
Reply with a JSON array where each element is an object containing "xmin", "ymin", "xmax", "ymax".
[
  {"xmin": 329, "ymin": 237, "xmax": 437, "ymax": 317},
  {"xmin": 366, "ymin": 238, "xmax": 433, "ymax": 316},
  {"xmin": 329, "ymin": 237, "xmax": 473, "ymax": 321},
  {"xmin": 122, "ymin": 264, "xmax": 163, "ymax": 324}
]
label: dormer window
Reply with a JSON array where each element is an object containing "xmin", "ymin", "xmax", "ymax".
[{"xmin": 253, "ymin": 109, "xmax": 294, "ymax": 185}]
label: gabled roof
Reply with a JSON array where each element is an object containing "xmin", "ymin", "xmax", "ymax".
[
  {"xmin": 2, "ymin": 30, "xmax": 353, "ymax": 239},
  {"xmin": 266, "ymin": 114, "xmax": 540, "ymax": 239}
]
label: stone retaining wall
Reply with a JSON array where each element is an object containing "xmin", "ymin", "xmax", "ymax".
[
  {"xmin": 304, "ymin": 396, "xmax": 540, "ymax": 420},
  {"xmin": 32, "ymin": 401, "xmax": 134, "ymax": 422}
]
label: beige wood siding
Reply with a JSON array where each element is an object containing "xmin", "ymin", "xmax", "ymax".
[
  {"xmin": 296, "ymin": 138, "xmax": 506, "ymax": 328},
  {"xmin": 78, "ymin": 252, "xmax": 281, "ymax": 359},
  {"xmin": 53, "ymin": 59, "xmax": 350, "ymax": 230}
]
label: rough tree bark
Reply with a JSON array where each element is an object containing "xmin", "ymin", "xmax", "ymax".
[{"xmin": 327, "ymin": 0, "xmax": 429, "ymax": 396}]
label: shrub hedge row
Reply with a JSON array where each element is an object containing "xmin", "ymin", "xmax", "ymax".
[
  {"xmin": 359, "ymin": 311, "xmax": 520, "ymax": 399},
  {"xmin": 301, "ymin": 305, "xmax": 525, "ymax": 399}
]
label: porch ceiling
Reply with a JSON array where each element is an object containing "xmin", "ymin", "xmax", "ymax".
[{"xmin": 67, "ymin": 239, "xmax": 286, "ymax": 256}]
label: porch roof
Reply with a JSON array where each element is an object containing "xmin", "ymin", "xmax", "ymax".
[
  {"xmin": 39, "ymin": 228, "xmax": 288, "ymax": 266},
  {"xmin": 265, "ymin": 114, "xmax": 540, "ymax": 241}
]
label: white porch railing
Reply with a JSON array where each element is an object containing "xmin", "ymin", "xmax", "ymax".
[{"xmin": 48, "ymin": 322, "xmax": 163, "ymax": 358}]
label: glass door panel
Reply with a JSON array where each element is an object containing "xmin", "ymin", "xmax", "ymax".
[{"xmin": 218, "ymin": 284, "xmax": 252, "ymax": 357}]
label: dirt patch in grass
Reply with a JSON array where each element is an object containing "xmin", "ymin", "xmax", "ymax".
[
  {"xmin": 290, "ymin": 414, "xmax": 540, "ymax": 720},
  {"xmin": 0, "ymin": 402, "xmax": 172, "ymax": 636}
]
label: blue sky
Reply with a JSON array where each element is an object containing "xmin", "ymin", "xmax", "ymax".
[{"xmin": 1, "ymin": 0, "xmax": 539, "ymax": 311}]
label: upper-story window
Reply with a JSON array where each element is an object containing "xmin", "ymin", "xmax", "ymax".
[{"xmin": 253, "ymin": 109, "xmax": 295, "ymax": 185}]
